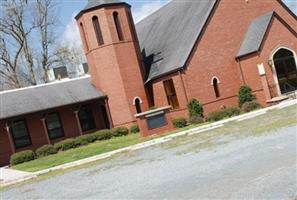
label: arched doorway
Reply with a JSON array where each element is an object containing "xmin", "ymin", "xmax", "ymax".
[{"xmin": 273, "ymin": 48, "xmax": 297, "ymax": 94}]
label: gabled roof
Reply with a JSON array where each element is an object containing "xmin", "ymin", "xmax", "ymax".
[
  {"xmin": 0, "ymin": 76, "xmax": 105, "ymax": 120},
  {"xmin": 236, "ymin": 11, "xmax": 274, "ymax": 59},
  {"xmin": 136, "ymin": 0, "xmax": 217, "ymax": 82}
]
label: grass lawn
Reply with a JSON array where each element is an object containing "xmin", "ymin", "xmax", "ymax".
[
  {"xmin": 13, "ymin": 134, "xmax": 142, "ymax": 172},
  {"xmin": 12, "ymin": 104, "xmax": 296, "ymax": 172},
  {"xmin": 161, "ymin": 104, "xmax": 297, "ymax": 153},
  {"xmin": 12, "ymin": 121, "xmax": 210, "ymax": 172}
]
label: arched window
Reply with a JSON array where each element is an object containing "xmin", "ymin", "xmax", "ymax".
[
  {"xmin": 92, "ymin": 16, "xmax": 104, "ymax": 45},
  {"xmin": 212, "ymin": 77, "xmax": 220, "ymax": 98},
  {"xmin": 113, "ymin": 12, "xmax": 124, "ymax": 41},
  {"xmin": 133, "ymin": 97, "xmax": 142, "ymax": 114},
  {"xmin": 135, "ymin": 99, "xmax": 142, "ymax": 114},
  {"xmin": 80, "ymin": 23, "xmax": 89, "ymax": 51}
]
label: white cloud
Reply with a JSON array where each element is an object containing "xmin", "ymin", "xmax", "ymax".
[
  {"xmin": 132, "ymin": 0, "xmax": 169, "ymax": 22},
  {"xmin": 61, "ymin": 13, "xmax": 82, "ymax": 49}
]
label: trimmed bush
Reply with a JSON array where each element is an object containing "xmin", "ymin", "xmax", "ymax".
[
  {"xmin": 207, "ymin": 110, "xmax": 227, "ymax": 122},
  {"xmin": 74, "ymin": 135, "xmax": 90, "ymax": 146},
  {"xmin": 187, "ymin": 98, "xmax": 204, "ymax": 118},
  {"xmin": 85, "ymin": 134, "xmax": 97, "ymax": 143},
  {"xmin": 172, "ymin": 117, "xmax": 188, "ymax": 128},
  {"xmin": 36, "ymin": 145, "xmax": 57, "ymax": 158},
  {"xmin": 241, "ymin": 101, "xmax": 262, "ymax": 113},
  {"xmin": 224, "ymin": 107, "xmax": 241, "ymax": 117},
  {"xmin": 10, "ymin": 150, "xmax": 35, "ymax": 166},
  {"xmin": 54, "ymin": 138, "xmax": 77, "ymax": 151},
  {"xmin": 111, "ymin": 127, "xmax": 129, "ymax": 137},
  {"xmin": 130, "ymin": 124, "xmax": 140, "ymax": 134},
  {"xmin": 92, "ymin": 129, "xmax": 113, "ymax": 141},
  {"xmin": 238, "ymin": 85, "xmax": 256, "ymax": 107},
  {"xmin": 207, "ymin": 107, "xmax": 241, "ymax": 122},
  {"xmin": 189, "ymin": 115, "xmax": 204, "ymax": 124}
]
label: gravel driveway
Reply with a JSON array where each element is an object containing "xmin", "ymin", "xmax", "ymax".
[{"xmin": 2, "ymin": 125, "xmax": 297, "ymax": 199}]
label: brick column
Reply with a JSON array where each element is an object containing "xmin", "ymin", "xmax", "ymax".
[
  {"xmin": 40, "ymin": 118, "xmax": 51, "ymax": 144},
  {"xmin": 104, "ymin": 98, "xmax": 114, "ymax": 128},
  {"xmin": 74, "ymin": 110, "xmax": 83, "ymax": 135},
  {"xmin": 5, "ymin": 123, "xmax": 15, "ymax": 154}
]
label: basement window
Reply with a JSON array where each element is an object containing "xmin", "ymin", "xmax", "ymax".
[{"xmin": 10, "ymin": 120, "xmax": 32, "ymax": 148}]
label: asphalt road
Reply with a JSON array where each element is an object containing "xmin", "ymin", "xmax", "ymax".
[{"xmin": 2, "ymin": 125, "xmax": 297, "ymax": 199}]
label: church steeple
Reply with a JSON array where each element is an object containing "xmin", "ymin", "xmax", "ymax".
[{"xmin": 75, "ymin": 0, "xmax": 149, "ymax": 127}]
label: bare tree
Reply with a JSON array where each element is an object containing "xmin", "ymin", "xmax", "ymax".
[
  {"xmin": 0, "ymin": 0, "xmax": 37, "ymax": 88},
  {"xmin": 34, "ymin": 0, "xmax": 59, "ymax": 83}
]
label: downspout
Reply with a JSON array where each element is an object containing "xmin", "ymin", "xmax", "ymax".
[
  {"xmin": 179, "ymin": 70, "xmax": 189, "ymax": 103},
  {"xmin": 236, "ymin": 58, "xmax": 246, "ymax": 85}
]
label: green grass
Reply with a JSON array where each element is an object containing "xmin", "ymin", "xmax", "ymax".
[
  {"xmin": 13, "ymin": 134, "xmax": 143, "ymax": 172},
  {"xmin": 161, "ymin": 104, "xmax": 297, "ymax": 154},
  {"xmin": 10, "ymin": 121, "xmax": 209, "ymax": 173},
  {"xmin": 11, "ymin": 104, "xmax": 297, "ymax": 173}
]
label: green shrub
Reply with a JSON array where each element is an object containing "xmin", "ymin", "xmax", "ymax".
[
  {"xmin": 74, "ymin": 135, "xmax": 90, "ymax": 146},
  {"xmin": 207, "ymin": 107, "xmax": 241, "ymax": 122},
  {"xmin": 36, "ymin": 145, "xmax": 57, "ymax": 158},
  {"xmin": 241, "ymin": 101, "xmax": 262, "ymax": 113},
  {"xmin": 10, "ymin": 150, "xmax": 35, "ymax": 166},
  {"xmin": 54, "ymin": 138, "xmax": 77, "ymax": 151},
  {"xmin": 111, "ymin": 127, "xmax": 129, "ymax": 137},
  {"xmin": 85, "ymin": 134, "xmax": 97, "ymax": 143},
  {"xmin": 130, "ymin": 124, "xmax": 140, "ymax": 134},
  {"xmin": 187, "ymin": 98, "xmax": 204, "ymax": 118},
  {"xmin": 92, "ymin": 129, "xmax": 113, "ymax": 141},
  {"xmin": 207, "ymin": 110, "xmax": 227, "ymax": 122},
  {"xmin": 224, "ymin": 107, "xmax": 241, "ymax": 117},
  {"xmin": 189, "ymin": 115, "xmax": 204, "ymax": 124},
  {"xmin": 172, "ymin": 117, "xmax": 188, "ymax": 128},
  {"xmin": 238, "ymin": 85, "xmax": 256, "ymax": 107}
]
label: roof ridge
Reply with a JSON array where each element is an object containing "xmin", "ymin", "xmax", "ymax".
[
  {"xmin": 0, "ymin": 75, "xmax": 91, "ymax": 95},
  {"xmin": 136, "ymin": 0, "xmax": 171, "ymax": 25}
]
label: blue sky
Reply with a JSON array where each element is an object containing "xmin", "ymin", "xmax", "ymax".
[{"xmin": 58, "ymin": 0, "xmax": 296, "ymax": 47}]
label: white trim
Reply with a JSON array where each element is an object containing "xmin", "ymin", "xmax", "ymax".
[
  {"xmin": 132, "ymin": 96, "xmax": 143, "ymax": 105},
  {"xmin": 211, "ymin": 76, "xmax": 220, "ymax": 85},
  {"xmin": 0, "ymin": 75, "xmax": 91, "ymax": 95},
  {"xmin": 270, "ymin": 46, "xmax": 297, "ymax": 96}
]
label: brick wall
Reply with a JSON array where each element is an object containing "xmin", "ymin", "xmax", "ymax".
[{"xmin": 0, "ymin": 99, "xmax": 107, "ymax": 166}]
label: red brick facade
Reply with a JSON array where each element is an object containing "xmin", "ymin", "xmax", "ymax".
[
  {"xmin": 150, "ymin": 0, "xmax": 296, "ymax": 116},
  {"xmin": 76, "ymin": 5, "xmax": 149, "ymax": 127},
  {"xmin": 0, "ymin": 0, "xmax": 296, "ymax": 165},
  {"xmin": 0, "ymin": 99, "xmax": 108, "ymax": 166}
]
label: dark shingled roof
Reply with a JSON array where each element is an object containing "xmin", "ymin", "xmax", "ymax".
[
  {"xmin": 236, "ymin": 11, "xmax": 274, "ymax": 58},
  {"xmin": 136, "ymin": 0, "xmax": 217, "ymax": 82},
  {"xmin": 84, "ymin": 0, "xmax": 124, "ymax": 10},
  {"xmin": 0, "ymin": 77, "xmax": 105, "ymax": 120},
  {"xmin": 75, "ymin": 0, "xmax": 128, "ymax": 19}
]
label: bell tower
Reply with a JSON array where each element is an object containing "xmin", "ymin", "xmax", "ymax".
[{"xmin": 75, "ymin": 0, "xmax": 149, "ymax": 127}]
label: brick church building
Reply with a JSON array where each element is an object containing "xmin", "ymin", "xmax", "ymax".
[{"xmin": 0, "ymin": 0, "xmax": 296, "ymax": 166}]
